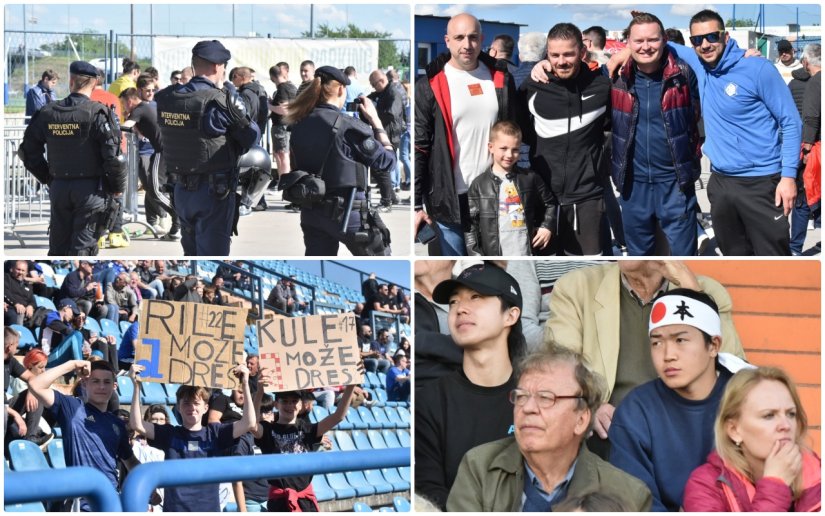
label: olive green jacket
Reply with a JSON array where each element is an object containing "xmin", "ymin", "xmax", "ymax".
[{"xmin": 446, "ymin": 436, "xmax": 652, "ymax": 512}]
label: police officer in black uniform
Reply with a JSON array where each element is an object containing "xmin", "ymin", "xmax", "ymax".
[
  {"xmin": 19, "ymin": 60, "xmax": 125, "ymax": 256},
  {"xmin": 154, "ymin": 40, "xmax": 259, "ymax": 256},
  {"xmin": 282, "ymin": 66, "xmax": 396, "ymax": 255}
]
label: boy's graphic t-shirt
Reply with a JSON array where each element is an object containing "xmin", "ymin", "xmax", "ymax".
[{"xmin": 494, "ymin": 170, "xmax": 530, "ymax": 256}]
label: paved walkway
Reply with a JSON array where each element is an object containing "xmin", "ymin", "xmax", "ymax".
[{"xmin": 5, "ymin": 188, "xmax": 412, "ymax": 257}]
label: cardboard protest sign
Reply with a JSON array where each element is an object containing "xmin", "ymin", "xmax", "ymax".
[
  {"xmin": 135, "ymin": 300, "xmax": 246, "ymax": 389},
  {"xmin": 257, "ymin": 313, "xmax": 362, "ymax": 392}
]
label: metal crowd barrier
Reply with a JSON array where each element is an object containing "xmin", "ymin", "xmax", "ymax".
[{"xmin": 3, "ymin": 126, "xmax": 149, "ymax": 247}]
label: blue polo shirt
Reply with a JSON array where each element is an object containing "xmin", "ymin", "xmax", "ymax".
[{"xmin": 150, "ymin": 422, "xmax": 235, "ymax": 512}]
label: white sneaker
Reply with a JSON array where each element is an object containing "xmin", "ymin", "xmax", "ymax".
[
  {"xmin": 239, "ymin": 205, "xmax": 252, "ymax": 217},
  {"xmin": 150, "ymin": 224, "xmax": 167, "ymax": 236}
]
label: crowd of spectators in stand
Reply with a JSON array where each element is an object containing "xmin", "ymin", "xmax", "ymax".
[{"xmin": 5, "ymin": 259, "xmax": 411, "ymax": 512}]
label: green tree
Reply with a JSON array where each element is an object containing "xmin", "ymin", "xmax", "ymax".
[
  {"xmin": 301, "ymin": 23, "xmax": 408, "ymax": 71},
  {"xmin": 725, "ymin": 18, "xmax": 758, "ymax": 28}
]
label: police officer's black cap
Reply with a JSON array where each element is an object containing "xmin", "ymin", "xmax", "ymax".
[
  {"xmin": 69, "ymin": 61, "xmax": 98, "ymax": 78},
  {"xmin": 315, "ymin": 66, "xmax": 350, "ymax": 86},
  {"xmin": 432, "ymin": 263, "xmax": 523, "ymax": 310},
  {"xmin": 192, "ymin": 40, "xmax": 231, "ymax": 64}
]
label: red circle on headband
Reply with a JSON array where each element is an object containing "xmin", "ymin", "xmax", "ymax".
[{"xmin": 651, "ymin": 301, "xmax": 667, "ymax": 323}]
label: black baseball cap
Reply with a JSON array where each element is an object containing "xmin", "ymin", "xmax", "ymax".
[
  {"xmin": 57, "ymin": 298, "xmax": 81, "ymax": 316},
  {"xmin": 777, "ymin": 40, "xmax": 794, "ymax": 53},
  {"xmin": 432, "ymin": 263, "xmax": 522, "ymax": 309},
  {"xmin": 192, "ymin": 40, "xmax": 231, "ymax": 64},
  {"xmin": 315, "ymin": 66, "xmax": 350, "ymax": 86}
]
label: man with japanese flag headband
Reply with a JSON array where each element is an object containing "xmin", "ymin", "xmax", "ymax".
[{"xmin": 607, "ymin": 288, "xmax": 753, "ymax": 511}]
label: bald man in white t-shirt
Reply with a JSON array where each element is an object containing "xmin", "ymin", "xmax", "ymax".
[{"xmin": 415, "ymin": 13, "xmax": 517, "ymax": 256}]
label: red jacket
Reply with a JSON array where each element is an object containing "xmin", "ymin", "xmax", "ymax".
[{"xmin": 683, "ymin": 450, "xmax": 821, "ymax": 512}]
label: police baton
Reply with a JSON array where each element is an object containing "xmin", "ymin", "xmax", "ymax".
[{"xmin": 341, "ymin": 187, "xmax": 357, "ymax": 233}]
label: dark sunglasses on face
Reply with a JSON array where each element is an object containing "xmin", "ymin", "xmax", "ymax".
[{"xmin": 690, "ymin": 31, "xmax": 725, "ymax": 47}]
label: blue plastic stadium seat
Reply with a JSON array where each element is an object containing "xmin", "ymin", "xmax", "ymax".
[
  {"xmin": 370, "ymin": 406, "xmax": 395, "ymax": 429},
  {"xmin": 141, "ymin": 382, "xmax": 168, "ymax": 405},
  {"xmin": 356, "ymin": 406, "xmax": 383, "ymax": 429},
  {"xmin": 393, "ymin": 496, "xmax": 411, "ymax": 512},
  {"xmin": 383, "ymin": 407, "xmax": 409, "ymax": 429},
  {"xmin": 117, "ymin": 375, "xmax": 134, "ymax": 405},
  {"xmin": 83, "ymin": 317, "xmax": 103, "ymax": 336},
  {"xmin": 351, "ymin": 429, "xmax": 373, "ymax": 451},
  {"xmin": 8, "ymin": 439, "xmax": 50, "ymax": 471},
  {"xmin": 344, "ymin": 471, "xmax": 377, "ymax": 496},
  {"xmin": 345, "ymin": 408, "xmax": 368, "ymax": 430},
  {"xmin": 333, "ymin": 431, "xmax": 357, "ymax": 451},
  {"xmin": 398, "ymin": 466, "xmax": 410, "ymax": 482},
  {"xmin": 10, "ymin": 324, "xmax": 37, "ymax": 351},
  {"xmin": 99, "ymin": 318, "xmax": 122, "ymax": 338},
  {"xmin": 353, "ymin": 502, "xmax": 373, "ymax": 512},
  {"xmin": 34, "ymin": 295, "xmax": 56, "ymax": 311},
  {"xmin": 377, "ymin": 372, "xmax": 388, "ymax": 389},
  {"xmin": 325, "ymin": 472, "xmax": 357, "ymax": 499},
  {"xmin": 165, "ymin": 383, "xmax": 180, "ymax": 404},
  {"xmin": 119, "ymin": 320, "xmax": 132, "ymax": 336},
  {"xmin": 365, "ymin": 372, "xmax": 382, "ymax": 390},
  {"xmin": 373, "ymin": 389, "xmax": 390, "ymax": 407},
  {"xmin": 364, "ymin": 469, "xmax": 394, "ymax": 494},
  {"xmin": 380, "ymin": 467, "xmax": 410, "ymax": 491},
  {"xmin": 367, "ymin": 429, "xmax": 388, "ymax": 449},
  {"xmin": 397, "ymin": 407, "xmax": 410, "ymax": 424},
  {"xmin": 396, "ymin": 430, "xmax": 410, "ymax": 448},
  {"xmin": 46, "ymin": 439, "xmax": 66, "ymax": 469},
  {"xmin": 312, "ymin": 472, "xmax": 337, "ymax": 502},
  {"xmin": 380, "ymin": 429, "xmax": 401, "ymax": 448}
]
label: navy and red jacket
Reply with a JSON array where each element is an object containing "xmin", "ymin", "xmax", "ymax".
[
  {"xmin": 414, "ymin": 51, "xmax": 516, "ymax": 225},
  {"xmin": 610, "ymin": 47, "xmax": 701, "ymax": 193}
]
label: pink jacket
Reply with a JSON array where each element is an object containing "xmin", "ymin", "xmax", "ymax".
[{"xmin": 683, "ymin": 450, "xmax": 821, "ymax": 512}]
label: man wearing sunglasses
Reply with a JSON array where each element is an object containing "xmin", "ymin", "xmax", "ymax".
[{"xmin": 667, "ymin": 9, "xmax": 801, "ymax": 256}]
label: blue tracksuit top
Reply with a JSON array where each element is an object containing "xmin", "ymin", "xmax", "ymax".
[
  {"xmin": 669, "ymin": 39, "xmax": 800, "ymax": 178},
  {"xmin": 631, "ymin": 68, "xmax": 675, "ymax": 183}
]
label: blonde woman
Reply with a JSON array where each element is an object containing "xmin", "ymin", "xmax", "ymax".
[{"xmin": 683, "ymin": 367, "xmax": 821, "ymax": 511}]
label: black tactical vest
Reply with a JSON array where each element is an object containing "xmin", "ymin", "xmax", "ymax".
[
  {"xmin": 40, "ymin": 99, "xmax": 106, "ymax": 179},
  {"xmin": 155, "ymin": 86, "xmax": 236, "ymax": 176},
  {"xmin": 290, "ymin": 108, "xmax": 368, "ymax": 191}
]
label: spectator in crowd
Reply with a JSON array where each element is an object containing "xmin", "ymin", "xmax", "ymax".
[
  {"xmin": 521, "ymin": 23, "xmax": 611, "ymax": 256},
  {"xmin": 58, "ymin": 259, "xmax": 102, "ymax": 316},
  {"xmin": 173, "ymin": 274, "xmax": 203, "ymax": 303},
  {"xmin": 169, "ymin": 70, "xmax": 183, "ymax": 85},
  {"xmin": 202, "ymin": 285, "xmax": 219, "ymax": 304},
  {"xmin": 4, "ymin": 336, "xmax": 50, "ymax": 452},
  {"xmin": 666, "ymin": 9, "xmax": 801, "ymax": 255},
  {"xmin": 582, "ymin": 26, "xmax": 611, "ymax": 65},
  {"xmin": 513, "ymin": 32, "xmax": 546, "ymax": 90},
  {"xmin": 545, "ymin": 260, "xmax": 744, "ymax": 458},
  {"xmin": 446, "ymin": 347, "xmax": 652, "ymax": 511},
  {"xmin": 251, "ymin": 373, "xmax": 359, "ymax": 512},
  {"xmin": 269, "ymin": 62, "xmax": 298, "ymax": 181},
  {"xmin": 40, "ymin": 299, "xmax": 85, "ymax": 369},
  {"xmin": 104, "ymin": 272, "xmax": 138, "ymax": 323},
  {"xmin": 267, "ymin": 276, "xmax": 298, "ymax": 314},
  {"xmin": 416, "ymin": 263, "xmax": 525, "ymax": 510},
  {"xmin": 180, "ymin": 66, "xmax": 194, "ymax": 84},
  {"xmin": 610, "ymin": 12, "xmax": 702, "ymax": 256},
  {"xmin": 415, "ymin": 12, "xmax": 517, "ymax": 255},
  {"xmin": 344, "ymin": 66, "xmax": 367, "ymax": 107},
  {"xmin": 368, "ymin": 69, "xmax": 405, "ymax": 209},
  {"xmin": 296, "ymin": 59, "xmax": 316, "ymax": 96},
  {"xmin": 78, "ymin": 313, "xmax": 118, "ymax": 373},
  {"xmin": 362, "ymin": 272, "xmax": 380, "ymax": 302},
  {"xmin": 774, "ymin": 39, "xmax": 803, "ymax": 84},
  {"xmin": 413, "ymin": 260, "xmax": 460, "ymax": 391},
  {"xmin": 129, "ymin": 363, "xmax": 256, "ymax": 512},
  {"xmin": 136, "ymin": 73, "xmax": 156, "ymax": 103},
  {"xmin": 131, "ymin": 260, "xmax": 166, "ymax": 300},
  {"xmin": 210, "ymin": 275, "xmax": 230, "ymax": 305},
  {"xmin": 29, "ymin": 359, "xmax": 140, "ymax": 511},
  {"xmin": 683, "ymin": 367, "xmax": 820, "ymax": 511},
  {"xmin": 489, "ymin": 34, "xmax": 516, "ymax": 66},
  {"xmin": 144, "ymin": 66, "xmax": 161, "ymax": 89},
  {"xmin": 369, "ymin": 328, "xmax": 393, "ymax": 373},
  {"xmin": 108, "ymin": 57, "xmax": 141, "ymax": 100},
  {"xmin": 609, "ymin": 288, "xmax": 748, "ymax": 511},
  {"xmin": 358, "ymin": 323, "xmax": 382, "ymax": 372},
  {"xmin": 397, "ymin": 336, "xmax": 411, "ymax": 358},
  {"xmin": 25, "ymin": 69, "xmax": 59, "ymax": 120},
  {"xmin": 386, "ymin": 352, "xmax": 410, "ymax": 402},
  {"xmin": 164, "ymin": 276, "xmax": 184, "ymax": 301},
  {"xmin": 4, "ymin": 260, "xmax": 36, "ymax": 326},
  {"xmin": 796, "ymin": 43, "xmax": 822, "ymax": 254},
  {"xmin": 465, "ymin": 120, "xmax": 555, "ymax": 256},
  {"xmin": 231, "ymin": 66, "xmax": 260, "ymax": 122}
]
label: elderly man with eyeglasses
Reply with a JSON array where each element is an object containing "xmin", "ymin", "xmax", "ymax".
[{"xmin": 447, "ymin": 346, "xmax": 652, "ymax": 511}]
